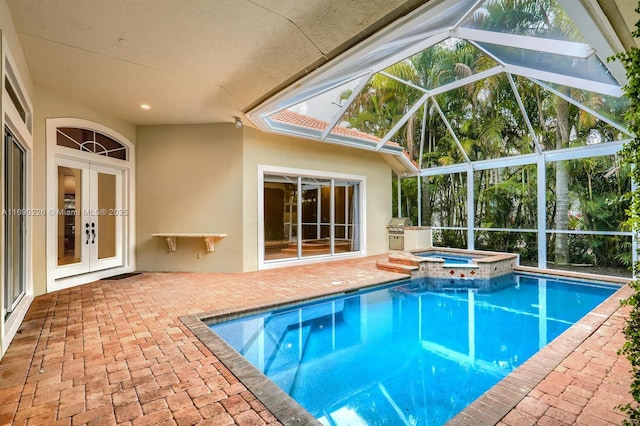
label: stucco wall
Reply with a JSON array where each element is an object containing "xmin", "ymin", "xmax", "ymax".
[
  {"xmin": 136, "ymin": 125, "xmax": 392, "ymax": 273},
  {"xmin": 135, "ymin": 123, "xmax": 244, "ymax": 272},
  {"xmin": 242, "ymin": 127, "xmax": 392, "ymax": 272}
]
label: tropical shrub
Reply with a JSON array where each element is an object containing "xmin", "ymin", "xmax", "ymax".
[{"xmin": 613, "ymin": 3, "xmax": 640, "ymax": 423}]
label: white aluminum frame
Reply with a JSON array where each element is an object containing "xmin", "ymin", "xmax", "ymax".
[{"xmin": 421, "ymin": 140, "xmax": 634, "ymax": 271}]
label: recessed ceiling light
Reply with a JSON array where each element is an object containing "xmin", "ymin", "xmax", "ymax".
[{"xmin": 140, "ymin": 103, "xmax": 151, "ymax": 110}]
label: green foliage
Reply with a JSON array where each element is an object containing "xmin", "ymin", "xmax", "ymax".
[
  {"xmin": 620, "ymin": 277, "xmax": 640, "ymax": 424},
  {"xmin": 370, "ymin": 1, "xmax": 631, "ymax": 273},
  {"xmin": 612, "ymin": 2, "xmax": 640, "ymax": 423}
]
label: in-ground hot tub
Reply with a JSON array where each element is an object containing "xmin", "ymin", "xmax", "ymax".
[{"xmin": 388, "ymin": 248, "xmax": 519, "ymax": 281}]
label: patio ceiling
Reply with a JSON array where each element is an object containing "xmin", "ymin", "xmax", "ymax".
[
  {"xmin": 248, "ymin": 0, "xmax": 638, "ymax": 171},
  {"xmin": 4, "ymin": 0, "xmax": 637, "ymax": 131},
  {"xmin": 5, "ymin": 0, "xmax": 429, "ymax": 125}
]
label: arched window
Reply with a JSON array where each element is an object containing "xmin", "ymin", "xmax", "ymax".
[{"xmin": 56, "ymin": 127, "xmax": 128, "ymax": 160}]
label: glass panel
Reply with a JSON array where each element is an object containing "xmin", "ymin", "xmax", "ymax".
[
  {"xmin": 546, "ymin": 155, "xmax": 631, "ymax": 273},
  {"xmin": 475, "ymin": 230, "xmax": 538, "ymax": 265},
  {"xmin": 335, "ymin": 181, "xmax": 361, "ymax": 253},
  {"xmin": 477, "ymin": 42, "xmax": 618, "ymax": 86},
  {"xmin": 57, "ymin": 127, "xmax": 128, "ymax": 160},
  {"xmin": 58, "ymin": 166, "xmax": 83, "ymax": 266},
  {"xmin": 425, "ymin": 172, "xmax": 467, "ymax": 229},
  {"xmin": 398, "ymin": 176, "xmax": 420, "ymax": 226},
  {"xmin": 514, "ymin": 78, "xmax": 626, "ymax": 151},
  {"xmin": 332, "ymin": 74, "xmax": 424, "ymax": 141},
  {"xmin": 432, "ymin": 229, "xmax": 468, "ymax": 249},
  {"xmin": 57, "ymin": 127, "xmax": 93, "ymax": 150},
  {"xmin": 4, "ymin": 130, "xmax": 26, "ymax": 315},
  {"xmin": 392, "ymin": 106, "xmax": 425, "ymax": 164},
  {"xmin": 434, "ymin": 73, "xmax": 534, "ymax": 161},
  {"xmin": 5, "ymin": 77, "xmax": 27, "ymax": 124},
  {"xmin": 461, "ymin": 0, "xmax": 587, "ymax": 43},
  {"xmin": 97, "ymin": 172, "xmax": 116, "ymax": 259},
  {"xmin": 404, "ymin": 38, "xmax": 500, "ymax": 90},
  {"xmin": 546, "ymin": 155, "xmax": 630, "ymax": 231},
  {"xmin": 421, "ymin": 100, "xmax": 466, "ymax": 168},
  {"xmin": 542, "ymin": 81, "xmax": 631, "ymax": 136},
  {"xmin": 474, "ymin": 165, "xmax": 537, "ymax": 229},
  {"xmin": 269, "ymin": 76, "xmax": 368, "ymax": 132},
  {"xmin": 546, "ymin": 234, "xmax": 632, "ymax": 278},
  {"xmin": 301, "ymin": 178, "xmax": 331, "ymax": 257},
  {"xmin": 263, "ymin": 175, "xmax": 298, "ymax": 261},
  {"xmin": 95, "ymin": 133, "xmax": 127, "ymax": 160}
]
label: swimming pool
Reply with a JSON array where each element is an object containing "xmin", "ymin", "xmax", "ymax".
[{"xmin": 209, "ymin": 273, "xmax": 618, "ymax": 425}]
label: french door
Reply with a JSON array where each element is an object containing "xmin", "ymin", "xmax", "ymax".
[
  {"xmin": 54, "ymin": 158, "xmax": 123, "ymax": 278},
  {"xmin": 4, "ymin": 128, "xmax": 26, "ymax": 316}
]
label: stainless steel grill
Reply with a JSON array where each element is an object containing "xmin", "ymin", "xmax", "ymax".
[{"xmin": 387, "ymin": 217, "xmax": 411, "ymax": 250}]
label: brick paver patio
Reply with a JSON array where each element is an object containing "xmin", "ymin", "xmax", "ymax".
[{"xmin": 0, "ymin": 255, "xmax": 634, "ymax": 425}]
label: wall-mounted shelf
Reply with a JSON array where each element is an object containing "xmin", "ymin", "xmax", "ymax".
[{"xmin": 151, "ymin": 233, "xmax": 226, "ymax": 252}]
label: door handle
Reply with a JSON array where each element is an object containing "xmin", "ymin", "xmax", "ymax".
[
  {"xmin": 91, "ymin": 223, "xmax": 96, "ymax": 244},
  {"xmin": 85, "ymin": 223, "xmax": 90, "ymax": 245}
]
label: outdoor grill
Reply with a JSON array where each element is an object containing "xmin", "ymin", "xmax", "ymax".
[{"xmin": 387, "ymin": 217, "xmax": 411, "ymax": 250}]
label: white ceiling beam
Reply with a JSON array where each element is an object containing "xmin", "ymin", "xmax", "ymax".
[
  {"xmin": 453, "ymin": 27, "xmax": 594, "ymax": 58},
  {"xmin": 371, "ymin": 32, "xmax": 451, "ymax": 75},
  {"xmin": 506, "ymin": 64, "xmax": 623, "ymax": 97},
  {"xmin": 420, "ymin": 163, "xmax": 469, "ymax": 176},
  {"xmin": 379, "ymin": 71, "xmax": 429, "ymax": 94},
  {"xmin": 452, "ymin": 0, "xmax": 487, "ymax": 29},
  {"xmin": 471, "ymin": 153, "xmax": 538, "ymax": 170},
  {"xmin": 506, "ymin": 73, "xmax": 542, "ymax": 154},
  {"xmin": 555, "ymin": 0, "xmax": 627, "ymax": 86},
  {"xmin": 427, "ymin": 66, "xmax": 505, "ymax": 97},
  {"xmin": 543, "ymin": 139, "xmax": 626, "ymax": 162}
]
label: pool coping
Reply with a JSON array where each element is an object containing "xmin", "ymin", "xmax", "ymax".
[
  {"xmin": 447, "ymin": 269, "xmax": 631, "ymax": 425},
  {"xmin": 180, "ymin": 269, "xmax": 631, "ymax": 426}
]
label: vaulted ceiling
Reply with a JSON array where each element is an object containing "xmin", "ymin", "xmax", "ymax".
[{"xmin": 5, "ymin": 0, "xmax": 638, "ymax": 127}]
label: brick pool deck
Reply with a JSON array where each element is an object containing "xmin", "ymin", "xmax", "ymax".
[{"xmin": 0, "ymin": 254, "xmax": 634, "ymax": 425}]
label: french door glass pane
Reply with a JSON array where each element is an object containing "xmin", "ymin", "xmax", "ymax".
[
  {"xmin": 97, "ymin": 172, "xmax": 116, "ymax": 259},
  {"xmin": 57, "ymin": 166, "xmax": 83, "ymax": 266}
]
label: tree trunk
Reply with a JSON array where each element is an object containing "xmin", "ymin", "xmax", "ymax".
[
  {"xmin": 554, "ymin": 96, "xmax": 571, "ymax": 265},
  {"xmin": 423, "ymin": 177, "xmax": 431, "ymax": 226}
]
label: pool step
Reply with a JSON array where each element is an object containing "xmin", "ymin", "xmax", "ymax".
[
  {"xmin": 376, "ymin": 260, "xmax": 418, "ymax": 275},
  {"xmin": 376, "ymin": 251, "xmax": 424, "ymax": 275},
  {"xmin": 388, "ymin": 252, "xmax": 424, "ymax": 267}
]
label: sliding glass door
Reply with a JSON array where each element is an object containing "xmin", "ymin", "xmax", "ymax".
[
  {"xmin": 4, "ymin": 127, "xmax": 26, "ymax": 317},
  {"xmin": 262, "ymin": 171, "xmax": 362, "ymax": 263}
]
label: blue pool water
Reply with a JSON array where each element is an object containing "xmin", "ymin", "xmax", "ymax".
[
  {"xmin": 418, "ymin": 252, "xmax": 476, "ymax": 265},
  {"xmin": 210, "ymin": 274, "xmax": 617, "ymax": 425}
]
